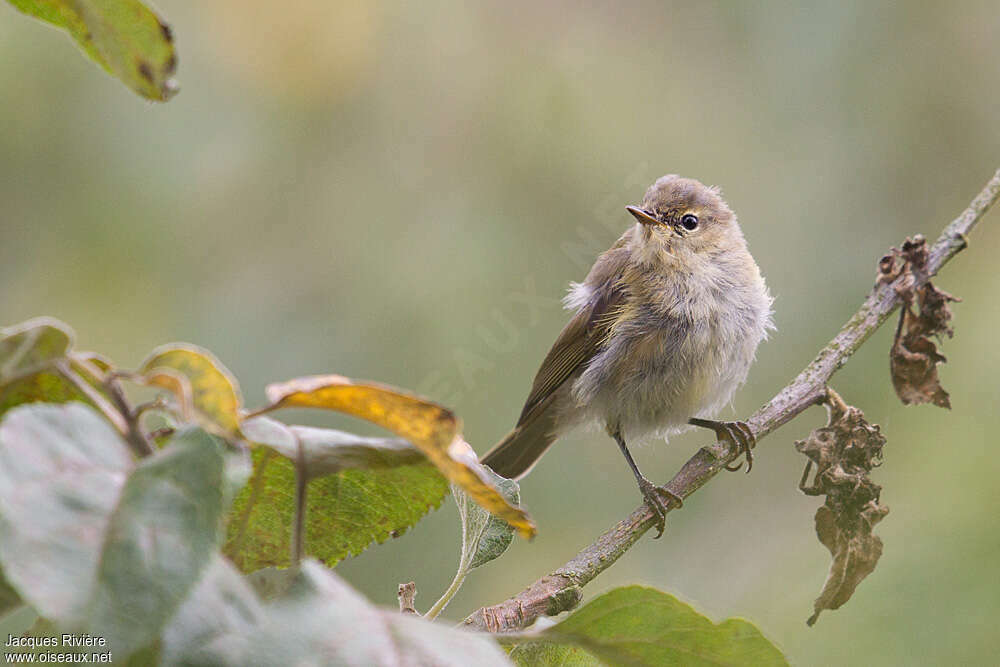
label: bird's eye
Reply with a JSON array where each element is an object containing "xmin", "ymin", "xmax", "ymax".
[{"xmin": 680, "ymin": 214, "xmax": 699, "ymax": 231}]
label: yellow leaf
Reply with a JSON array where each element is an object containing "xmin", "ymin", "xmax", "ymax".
[
  {"xmin": 261, "ymin": 375, "xmax": 537, "ymax": 539},
  {"xmin": 139, "ymin": 344, "xmax": 242, "ymax": 437}
]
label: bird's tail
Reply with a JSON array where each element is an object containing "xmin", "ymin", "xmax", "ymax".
[{"xmin": 480, "ymin": 408, "xmax": 559, "ymax": 480}]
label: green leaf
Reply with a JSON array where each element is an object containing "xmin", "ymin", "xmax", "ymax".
[
  {"xmin": 160, "ymin": 555, "xmax": 264, "ymax": 666},
  {"xmin": 0, "ymin": 567, "xmax": 23, "ymax": 621},
  {"xmin": 0, "ymin": 403, "xmax": 133, "ymax": 621},
  {"xmin": 522, "ymin": 586, "xmax": 787, "ymax": 667},
  {"xmin": 0, "ymin": 404, "xmax": 231, "ymax": 660},
  {"xmin": 243, "ymin": 560, "xmax": 509, "ymax": 666},
  {"xmin": 6, "ymin": 0, "xmax": 178, "ymax": 101},
  {"xmin": 0, "ymin": 369, "xmax": 89, "ymax": 419},
  {"xmin": 0, "ymin": 317, "xmax": 73, "ymax": 382},
  {"xmin": 225, "ymin": 417, "xmax": 449, "ymax": 571},
  {"xmin": 0, "ymin": 318, "xmax": 115, "ymax": 422},
  {"xmin": 87, "ymin": 427, "xmax": 229, "ymax": 656},
  {"xmin": 456, "ymin": 467, "xmax": 519, "ymax": 571},
  {"xmin": 509, "ymin": 641, "xmax": 601, "ymax": 666}
]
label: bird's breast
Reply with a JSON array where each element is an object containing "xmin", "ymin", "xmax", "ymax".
[{"xmin": 572, "ymin": 258, "xmax": 770, "ymax": 440}]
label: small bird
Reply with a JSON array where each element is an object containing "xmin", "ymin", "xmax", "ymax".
[{"xmin": 481, "ymin": 175, "xmax": 773, "ymax": 536}]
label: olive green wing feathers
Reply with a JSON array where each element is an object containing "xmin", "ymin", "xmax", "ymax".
[
  {"xmin": 516, "ymin": 243, "xmax": 630, "ymax": 425},
  {"xmin": 481, "ymin": 234, "xmax": 631, "ymax": 478}
]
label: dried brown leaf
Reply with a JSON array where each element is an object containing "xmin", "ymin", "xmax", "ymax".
[
  {"xmin": 885, "ymin": 235, "xmax": 961, "ymax": 408},
  {"xmin": 796, "ymin": 389, "xmax": 888, "ymax": 625},
  {"xmin": 809, "ymin": 502, "xmax": 887, "ymax": 626}
]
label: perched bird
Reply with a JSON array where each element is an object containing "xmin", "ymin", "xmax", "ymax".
[{"xmin": 481, "ymin": 175, "xmax": 773, "ymax": 536}]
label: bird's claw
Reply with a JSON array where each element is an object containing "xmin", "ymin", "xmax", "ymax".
[
  {"xmin": 690, "ymin": 418, "xmax": 756, "ymax": 473},
  {"xmin": 637, "ymin": 477, "xmax": 682, "ymax": 539},
  {"xmin": 718, "ymin": 420, "xmax": 756, "ymax": 473}
]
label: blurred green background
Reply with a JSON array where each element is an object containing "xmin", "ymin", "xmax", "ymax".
[{"xmin": 2, "ymin": 1, "xmax": 999, "ymax": 664}]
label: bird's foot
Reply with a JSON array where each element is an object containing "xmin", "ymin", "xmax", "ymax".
[
  {"xmin": 689, "ymin": 418, "xmax": 756, "ymax": 473},
  {"xmin": 636, "ymin": 476, "xmax": 682, "ymax": 539}
]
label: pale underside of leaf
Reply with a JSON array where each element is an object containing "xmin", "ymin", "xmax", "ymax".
[{"xmin": 225, "ymin": 419, "xmax": 449, "ymax": 571}]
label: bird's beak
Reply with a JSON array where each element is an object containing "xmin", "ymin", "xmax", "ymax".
[{"xmin": 626, "ymin": 205, "xmax": 659, "ymax": 226}]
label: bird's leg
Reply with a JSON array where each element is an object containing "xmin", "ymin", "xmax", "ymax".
[
  {"xmin": 688, "ymin": 417, "xmax": 756, "ymax": 473},
  {"xmin": 609, "ymin": 427, "xmax": 682, "ymax": 539}
]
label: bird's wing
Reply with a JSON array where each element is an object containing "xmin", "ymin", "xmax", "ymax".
[{"xmin": 516, "ymin": 241, "xmax": 631, "ymax": 425}]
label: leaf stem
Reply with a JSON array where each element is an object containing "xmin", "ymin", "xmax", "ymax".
[
  {"xmin": 55, "ymin": 361, "xmax": 129, "ymax": 438},
  {"xmin": 291, "ymin": 432, "xmax": 307, "ymax": 565},
  {"xmin": 426, "ymin": 566, "xmax": 468, "ymax": 620}
]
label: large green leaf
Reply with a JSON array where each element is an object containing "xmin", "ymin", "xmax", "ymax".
[
  {"xmin": 6, "ymin": 0, "xmax": 178, "ymax": 101},
  {"xmin": 0, "ymin": 402, "xmax": 133, "ymax": 621},
  {"xmin": 225, "ymin": 417, "xmax": 449, "ymax": 571},
  {"xmin": 244, "ymin": 560, "xmax": 510, "ymax": 666},
  {"xmin": 87, "ymin": 427, "xmax": 229, "ymax": 656},
  {"xmin": 159, "ymin": 555, "xmax": 264, "ymax": 665},
  {"xmin": 161, "ymin": 558, "xmax": 512, "ymax": 665},
  {"xmin": 515, "ymin": 586, "xmax": 787, "ymax": 667},
  {"xmin": 0, "ymin": 404, "xmax": 231, "ymax": 660}
]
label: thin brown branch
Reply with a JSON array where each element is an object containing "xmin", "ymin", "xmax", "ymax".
[
  {"xmin": 104, "ymin": 374, "xmax": 157, "ymax": 458},
  {"xmin": 463, "ymin": 167, "xmax": 1000, "ymax": 633}
]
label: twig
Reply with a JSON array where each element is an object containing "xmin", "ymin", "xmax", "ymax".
[
  {"xmin": 398, "ymin": 582, "xmax": 419, "ymax": 614},
  {"xmin": 463, "ymin": 167, "xmax": 1000, "ymax": 632},
  {"xmin": 104, "ymin": 373, "xmax": 156, "ymax": 458}
]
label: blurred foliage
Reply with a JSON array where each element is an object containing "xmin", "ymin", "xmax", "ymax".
[{"xmin": 1, "ymin": 1, "xmax": 999, "ymax": 664}]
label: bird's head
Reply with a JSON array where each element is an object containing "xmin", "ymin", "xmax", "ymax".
[{"xmin": 626, "ymin": 175, "xmax": 742, "ymax": 257}]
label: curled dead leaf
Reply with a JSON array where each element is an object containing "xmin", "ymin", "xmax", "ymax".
[
  {"xmin": 796, "ymin": 388, "xmax": 888, "ymax": 626},
  {"xmin": 138, "ymin": 344, "xmax": 243, "ymax": 438},
  {"xmin": 258, "ymin": 375, "xmax": 536, "ymax": 539},
  {"xmin": 882, "ymin": 235, "xmax": 961, "ymax": 408}
]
